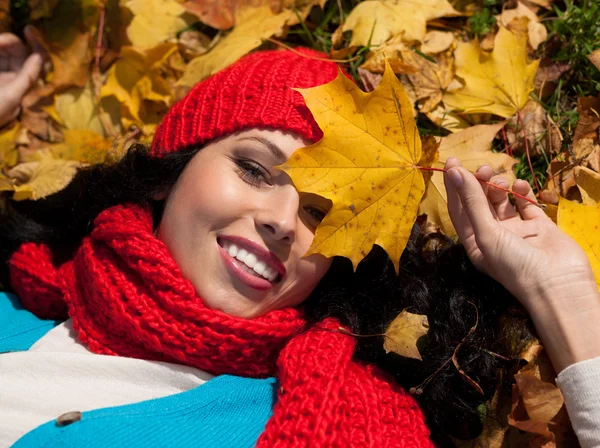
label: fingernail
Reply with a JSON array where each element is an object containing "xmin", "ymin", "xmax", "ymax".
[{"xmin": 447, "ymin": 168, "xmax": 463, "ymax": 187}]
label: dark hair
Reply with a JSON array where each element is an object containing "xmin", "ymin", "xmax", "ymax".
[{"xmin": 0, "ymin": 144, "xmax": 534, "ymax": 446}]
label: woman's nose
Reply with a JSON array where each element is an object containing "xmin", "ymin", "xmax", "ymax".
[{"xmin": 257, "ymin": 186, "xmax": 299, "ymax": 244}]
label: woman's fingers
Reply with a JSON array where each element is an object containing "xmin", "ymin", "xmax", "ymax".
[
  {"xmin": 513, "ymin": 180, "xmax": 547, "ymax": 220},
  {"xmin": 446, "ymin": 163, "xmax": 498, "ymax": 238},
  {"xmin": 445, "ymin": 158, "xmax": 475, "ymax": 242},
  {"xmin": 488, "ymin": 176, "xmax": 518, "ymax": 221}
]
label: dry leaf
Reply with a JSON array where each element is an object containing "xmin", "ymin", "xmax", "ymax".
[
  {"xmin": 425, "ymin": 103, "xmax": 485, "ymax": 133},
  {"xmin": 443, "ymin": 26, "xmax": 540, "ymax": 118},
  {"xmin": 399, "ymin": 47, "xmax": 455, "ymax": 113},
  {"xmin": 54, "ymin": 82, "xmax": 121, "ymax": 138},
  {"xmin": 420, "ymin": 30, "xmax": 455, "ymax": 54},
  {"xmin": 419, "ymin": 123, "xmax": 517, "ymax": 236},
  {"xmin": 496, "ymin": 3, "xmax": 547, "ymax": 50},
  {"xmin": 358, "ymin": 68, "xmax": 382, "ymax": 93},
  {"xmin": 360, "ymin": 35, "xmax": 418, "ymax": 75},
  {"xmin": 574, "ymin": 165, "xmax": 600, "ymax": 207},
  {"xmin": 178, "ymin": 30, "xmax": 213, "ymax": 60},
  {"xmin": 178, "ymin": 6, "xmax": 295, "ymax": 86},
  {"xmin": 0, "ymin": 0, "xmax": 10, "ymax": 33},
  {"xmin": 383, "ymin": 310, "xmax": 429, "ymax": 360},
  {"xmin": 574, "ymin": 95, "xmax": 600, "ymax": 144},
  {"xmin": 3, "ymin": 153, "xmax": 82, "ymax": 201},
  {"xmin": 101, "ymin": 43, "xmax": 179, "ymax": 130},
  {"xmin": 41, "ymin": 30, "xmax": 93, "ymax": 91},
  {"xmin": 342, "ymin": 0, "xmax": 461, "ymax": 47},
  {"xmin": 557, "ymin": 199, "xmax": 600, "ymax": 289},
  {"xmin": 588, "ymin": 49, "xmax": 600, "ymax": 71},
  {"xmin": 280, "ymin": 62, "xmax": 432, "ymax": 271},
  {"xmin": 123, "ymin": 0, "xmax": 195, "ymax": 49},
  {"xmin": 47, "ymin": 129, "xmax": 114, "ymax": 165},
  {"xmin": 0, "ymin": 125, "xmax": 19, "ymax": 171},
  {"xmin": 505, "ymin": 100, "xmax": 562, "ymax": 157}
]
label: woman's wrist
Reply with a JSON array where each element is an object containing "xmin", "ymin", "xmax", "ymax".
[{"xmin": 525, "ymin": 282, "xmax": 600, "ymax": 373}]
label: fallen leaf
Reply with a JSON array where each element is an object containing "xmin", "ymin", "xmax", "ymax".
[
  {"xmin": 0, "ymin": 125, "xmax": 19, "ymax": 171},
  {"xmin": 178, "ymin": 30, "xmax": 214, "ymax": 60},
  {"xmin": 419, "ymin": 123, "xmax": 517, "ymax": 236},
  {"xmin": 557, "ymin": 199, "xmax": 600, "ymax": 289},
  {"xmin": 399, "ymin": 46, "xmax": 455, "ymax": 113},
  {"xmin": 342, "ymin": 0, "xmax": 461, "ymax": 47},
  {"xmin": 178, "ymin": 6, "xmax": 295, "ymax": 86},
  {"xmin": 54, "ymin": 82, "xmax": 121, "ymax": 138},
  {"xmin": 183, "ymin": 0, "xmax": 323, "ymax": 30},
  {"xmin": 425, "ymin": 102, "xmax": 486, "ymax": 133},
  {"xmin": 41, "ymin": 29, "xmax": 93, "ymax": 91},
  {"xmin": 516, "ymin": 370, "xmax": 564, "ymax": 422},
  {"xmin": 123, "ymin": 0, "xmax": 196, "ymax": 49},
  {"xmin": 28, "ymin": 0, "xmax": 59, "ymax": 20},
  {"xmin": 588, "ymin": 49, "xmax": 600, "ymax": 72},
  {"xmin": 360, "ymin": 34, "xmax": 418, "ymax": 75},
  {"xmin": 420, "ymin": 30, "xmax": 454, "ymax": 54},
  {"xmin": 534, "ymin": 60, "xmax": 572, "ymax": 99},
  {"xmin": 542, "ymin": 156, "xmax": 579, "ymax": 204},
  {"xmin": 505, "ymin": 100, "xmax": 562, "ymax": 157},
  {"xmin": 101, "ymin": 43, "xmax": 179, "ymax": 129},
  {"xmin": 496, "ymin": 3, "xmax": 547, "ymax": 50},
  {"xmin": 573, "ymin": 137, "xmax": 598, "ymax": 161},
  {"xmin": 280, "ymin": 62, "xmax": 432, "ymax": 271},
  {"xmin": 358, "ymin": 68, "xmax": 382, "ymax": 93},
  {"xmin": 47, "ymin": 129, "xmax": 114, "ymax": 165},
  {"xmin": 574, "ymin": 166, "xmax": 600, "ymax": 207},
  {"xmin": 443, "ymin": 25, "xmax": 540, "ymax": 118},
  {"xmin": 3, "ymin": 153, "xmax": 82, "ymax": 201},
  {"xmin": 0, "ymin": 0, "xmax": 10, "ymax": 33},
  {"xmin": 574, "ymin": 95, "xmax": 600, "ymax": 144},
  {"xmin": 383, "ymin": 310, "xmax": 429, "ymax": 360},
  {"xmin": 586, "ymin": 145, "xmax": 600, "ymax": 173}
]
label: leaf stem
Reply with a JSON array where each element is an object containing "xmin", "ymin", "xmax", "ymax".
[
  {"xmin": 417, "ymin": 167, "xmax": 544, "ymax": 209},
  {"xmin": 501, "ymin": 126, "xmax": 512, "ymax": 157},
  {"xmin": 517, "ymin": 110, "xmax": 541, "ymax": 194}
]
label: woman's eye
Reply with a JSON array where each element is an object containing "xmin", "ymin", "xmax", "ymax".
[
  {"xmin": 236, "ymin": 160, "xmax": 270, "ymax": 187},
  {"xmin": 303, "ymin": 206, "xmax": 327, "ymax": 224}
]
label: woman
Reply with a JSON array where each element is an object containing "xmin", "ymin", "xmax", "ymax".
[{"xmin": 1, "ymin": 47, "xmax": 599, "ymax": 447}]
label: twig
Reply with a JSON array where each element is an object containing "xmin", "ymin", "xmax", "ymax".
[
  {"xmin": 452, "ymin": 301, "xmax": 484, "ymax": 395},
  {"xmin": 417, "ymin": 167, "xmax": 545, "ymax": 209},
  {"xmin": 92, "ymin": 5, "xmax": 117, "ymax": 139},
  {"xmin": 517, "ymin": 110, "xmax": 540, "ymax": 194},
  {"xmin": 501, "ymin": 126, "xmax": 512, "ymax": 157},
  {"xmin": 265, "ymin": 38, "xmax": 361, "ymax": 63}
]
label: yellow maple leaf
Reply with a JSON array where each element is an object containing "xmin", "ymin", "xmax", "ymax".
[
  {"xmin": 443, "ymin": 26, "xmax": 540, "ymax": 118},
  {"xmin": 47, "ymin": 129, "xmax": 114, "ymax": 165},
  {"xmin": 279, "ymin": 61, "xmax": 432, "ymax": 271},
  {"xmin": 2, "ymin": 153, "xmax": 82, "ymax": 201},
  {"xmin": 383, "ymin": 310, "xmax": 429, "ymax": 360},
  {"xmin": 101, "ymin": 43, "xmax": 178, "ymax": 129},
  {"xmin": 557, "ymin": 199, "xmax": 600, "ymax": 290},
  {"xmin": 55, "ymin": 82, "xmax": 121, "ymax": 138},
  {"xmin": 342, "ymin": 0, "xmax": 461, "ymax": 47},
  {"xmin": 0, "ymin": 125, "xmax": 20, "ymax": 172},
  {"xmin": 178, "ymin": 5, "xmax": 295, "ymax": 86},
  {"xmin": 574, "ymin": 166, "xmax": 600, "ymax": 207},
  {"xmin": 123, "ymin": 0, "xmax": 196, "ymax": 49},
  {"xmin": 419, "ymin": 123, "xmax": 517, "ymax": 237}
]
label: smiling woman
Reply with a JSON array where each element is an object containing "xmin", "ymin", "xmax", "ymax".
[
  {"xmin": 1, "ymin": 47, "xmax": 600, "ymax": 448},
  {"xmin": 157, "ymin": 128, "xmax": 332, "ymax": 318}
]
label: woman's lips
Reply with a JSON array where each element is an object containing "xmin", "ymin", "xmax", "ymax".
[
  {"xmin": 217, "ymin": 242, "xmax": 275, "ymax": 291},
  {"xmin": 219, "ymin": 235, "xmax": 286, "ymax": 278}
]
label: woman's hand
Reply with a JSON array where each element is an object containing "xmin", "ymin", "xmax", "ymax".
[
  {"xmin": 0, "ymin": 28, "xmax": 43, "ymax": 128},
  {"xmin": 443, "ymin": 157, "xmax": 600, "ymax": 371}
]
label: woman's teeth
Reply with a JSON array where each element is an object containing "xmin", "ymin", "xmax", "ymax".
[{"xmin": 222, "ymin": 241, "xmax": 278, "ymax": 282}]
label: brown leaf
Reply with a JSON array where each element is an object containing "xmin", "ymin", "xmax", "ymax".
[
  {"xmin": 497, "ymin": 4, "xmax": 547, "ymax": 50},
  {"xmin": 360, "ymin": 35, "xmax": 418, "ymax": 75},
  {"xmin": 357, "ymin": 68, "xmax": 382, "ymax": 93},
  {"xmin": 506, "ymin": 100, "xmax": 562, "ymax": 157},
  {"xmin": 543, "ymin": 156, "xmax": 579, "ymax": 204},
  {"xmin": 574, "ymin": 95, "xmax": 600, "ymax": 144},
  {"xmin": 384, "ymin": 310, "xmax": 429, "ymax": 360},
  {"xmin": 0, "ymin": 0, "xmax": 11, "ymax": 33},
  {"xmin": 534, "ymin": 60, "xmax": 572, "ymax": 99},
  {"xmin": 178, "ymin": 30, "xmax": 213, "ymax": 61}
]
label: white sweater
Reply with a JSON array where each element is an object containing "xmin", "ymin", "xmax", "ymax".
[{"xmin": 557, "ymin": 356, "xmax": 600, "ymax": 447}]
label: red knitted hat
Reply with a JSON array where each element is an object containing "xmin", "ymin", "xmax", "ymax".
[{"xmin": 151, "ymin": 48, "xmax": 340, "ymax": 156}]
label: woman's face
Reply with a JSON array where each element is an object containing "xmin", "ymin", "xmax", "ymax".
[{"xmin": 157, "ymin": 128, "xmax": 333, "ymax": 318}]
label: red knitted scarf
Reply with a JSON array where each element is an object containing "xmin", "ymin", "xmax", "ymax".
[{"xmin": 9, "ymin": 203, "xmax": 433, "ymax": 447}]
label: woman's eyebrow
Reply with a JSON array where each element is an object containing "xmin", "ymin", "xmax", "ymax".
[{"xmin": 236, "ymin": 136, "xmax": 287, "ymax": 163}]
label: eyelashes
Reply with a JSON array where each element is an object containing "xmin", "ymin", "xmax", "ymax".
[{"xmin": 233, "ymin": 157, "xmax": 327, "ymax": 225}]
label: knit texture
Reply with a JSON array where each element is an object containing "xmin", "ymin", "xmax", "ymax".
[
  {"xmin": 151, "ymin": 48, "xmax": 336, "ymax": 157},
  {"xmin": 10, "ymin": 204, "xmax": 433, "ymax": 447}
]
